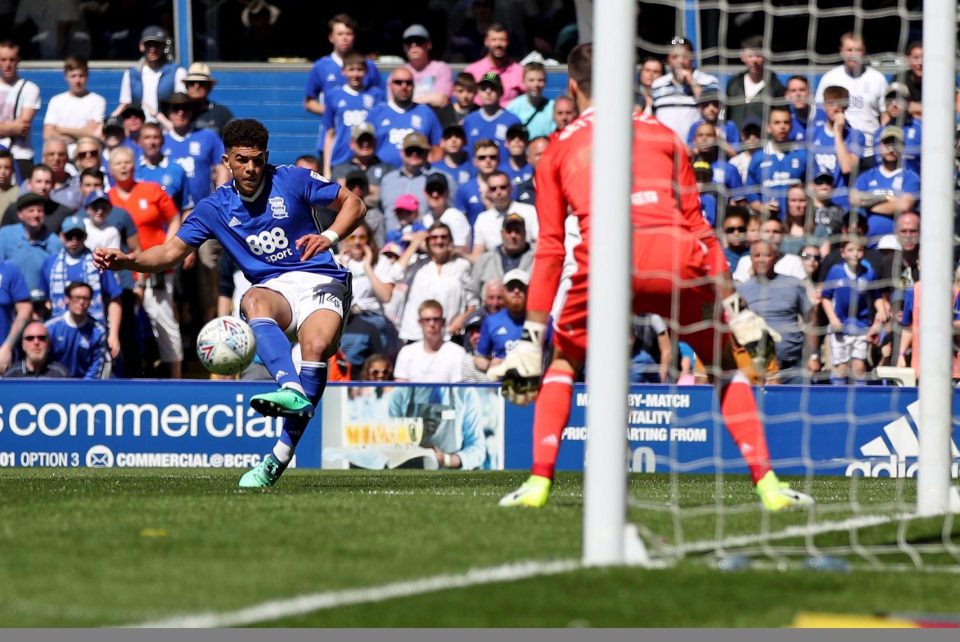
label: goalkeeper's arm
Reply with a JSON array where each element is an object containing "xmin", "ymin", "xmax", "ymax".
[{"xmin": 487, "ymin": 310, "xmax": 548, "ymax": 405}]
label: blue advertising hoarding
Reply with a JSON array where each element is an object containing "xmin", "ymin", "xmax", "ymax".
[{"xmin": 0, "ymin": 380, "xmax": 957, "ymax": 479}]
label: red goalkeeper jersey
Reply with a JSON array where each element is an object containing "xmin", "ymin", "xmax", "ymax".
[{"xmin": 527, "ymin": 107, "xmax": 727, "ymax": 316}]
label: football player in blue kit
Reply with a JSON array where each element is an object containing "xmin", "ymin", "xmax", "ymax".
[{"xmin": 94, "ymin": 119, "xmax": 366, "ymax": 488}]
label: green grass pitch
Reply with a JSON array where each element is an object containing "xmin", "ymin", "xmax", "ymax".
[{"xmin": 1, "ymin": 468, "xmax": 958, "ymax": 627}]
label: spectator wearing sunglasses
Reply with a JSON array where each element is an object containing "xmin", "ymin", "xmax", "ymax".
[
  {"xmin": 183, "ymin": 63, "xmax": 235, "ymax": 138},
  {"xmin": 3, "ymin": 320, "xmax": 68, "ymax": 378},
  {"xmin": 369, "ymin": 67, "xmax": 442, "ymax": 168},
  {"xmin": 470, "ymin": 171, "xmax": 537, "ymax": 260},
  {"xmin": 719, "ymin": 206, "xmax": 751, "ymax": 270},
  {"xmin": 402, "ymin": 25, "xmax": 453, "ymax": 110}
]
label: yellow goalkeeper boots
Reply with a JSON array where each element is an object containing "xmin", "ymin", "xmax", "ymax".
[
  {"xmin": 756, "ymin": 470, "xmax": 815, "ymax": 511},
  {"xmin": 499, "ymin": 475, "xmax": 552, "ymax": 508}
]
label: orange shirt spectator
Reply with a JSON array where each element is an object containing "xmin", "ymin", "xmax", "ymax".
[{"xmin": 108, "ymin": 180, "xmax": 178, "ymax": 250}]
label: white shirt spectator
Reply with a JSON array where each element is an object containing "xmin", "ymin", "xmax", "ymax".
[
  {"xmin": 0, "ymin": 76, "xmax": 41, "ymax": 161},
  {"xmin": 473, "ymin": 201, "xmax": 538, "ymax": 251},
  {"xmin": 399, "ymin": 256, "xmax": 476, "ymax": 341},
  {"xmin": 118, "ymin": 66, "xmax": 187, "ymax": 122},
  {"xmin": 44, "ymin": 91, "xmax": 106, "ymax": 156},
  {"xmin": 345, "ymin": 256, "xmax": 403, "ymax": 314},
  {"xmin": 422, "ymin": 206, "xmax": 472, "ymax": 248},
  {"xmin": 394, "ymin": 340, "xmax": 466, "ymax": 383},
  {"xmin": 651, "ymin": 69, "xmax": 719, "ymax": 141},
  {"xmin": 814, "ymin": 65, "xmax": 887, "ymax": 156},
  {"xmin": 732, "ymin": 252, "xmax": 806, "ymax": 283}
]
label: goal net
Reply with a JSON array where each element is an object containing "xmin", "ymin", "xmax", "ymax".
[{"xmin": 585, "ymin": 0, "xmax": 960, "ymax": 571}]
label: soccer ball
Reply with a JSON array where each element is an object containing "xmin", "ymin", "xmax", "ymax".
[{"xmin": 196, "ymin": 316, "xmax": 257, "ymax": 375}]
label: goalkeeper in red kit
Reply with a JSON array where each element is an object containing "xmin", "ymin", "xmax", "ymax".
[{"xmin": 488, "ymin": 43, "xmax": 813, "ymax": 511}]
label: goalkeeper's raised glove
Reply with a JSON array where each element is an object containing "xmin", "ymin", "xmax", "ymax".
[
  {"xmin": 487, "ymin": 320, "xmax": 546, "ymax": 405},
  {"xmin": 722, "ymin": 294, "xmax": 782, "ymax": 373}
]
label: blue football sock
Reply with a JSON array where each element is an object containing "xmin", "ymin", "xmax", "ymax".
[
  {"xmin": 273, "ymin": 361, "xmax": 328, "ymax": 465},
  {"xmin": 248, "ymin": 317, "xmax": 303, "ymax": 394}
]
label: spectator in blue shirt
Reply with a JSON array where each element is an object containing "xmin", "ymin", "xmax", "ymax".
[
  {"xmin": 784, "ymin": 75, "xmax": 827, "ymax": 142},
  {"xmin": 876, "ymin": 83, "xmax": 921, "ymax": 175},
  {"xmin": 432, "ymin": 125, "xmax": 474, "ymax": 191},
  {"xmin": 135, "ymin": 122, "xmax": 192, "ymax": 213},
  {"xmin": 454, "ymin": 139, "xmax": 501, "ymax": 225},
  {"xmin": 474, "ymin": 268, "xmax": 528, "ymax": 373},
  {"xmin": 45, "ymin": 281, "xmax": 108, "ymax": 379},
  {"xmin": 0, "ymin": 259, "xmax": 31, "ymax": 371},
  {"xmin": 500, "ymin": 124, "xmax": 533, "ymax": 194},
  {"xmin": 321, "ymin": 51, "xmax": 384, "ymax": 176},
  {"xmin": 368, "ymin": 67, "xmax": 442, "ymax": 168},
  {"xmin": 849, "ymin": 126, "xmax": 921, "ymax": 241},
  {"xmin": 463, "ymin": 72, "xmax": 522, "ymax": 157},
  {"xmin": 0, "ymin": 192, "xmax": 63, "ymax": 302},
  {"xmin": 807, "ymin": 84, "xmax": 865, "ymax": 210},
  {"xmin": 747, "ymin": 105, "xmax": 807, "ymax": 218},
  {"xmin": 686, "ymin": 87, "xmax": 739, "ymax": 158},
  {"xmin": 820, "ymin": 235, "xmax": 885, "ymax": 384}
]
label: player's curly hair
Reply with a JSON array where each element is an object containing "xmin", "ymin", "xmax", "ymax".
[{"xmin": 222, "ymin": 119, "xmax": 269, "ymax": 151}]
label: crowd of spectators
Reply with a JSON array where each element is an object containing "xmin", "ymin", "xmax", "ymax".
[{"xmin": 0, "ymin": 14, "xmax": 953, "ymax": 386}]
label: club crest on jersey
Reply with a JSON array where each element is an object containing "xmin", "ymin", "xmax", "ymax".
[
  {"xmin": 495, "ymin": 124, "xmax": 507, "ymax": 140},
  {"xmin": 189, "ymin": 141, "xmax": 201, "ymax": 156},
  {"xmin": 411, "ymin": 115, "xmax": 422, "ymax": 129},
  {"xmin": 363, "ymin": 95, "xmax": 374, "ymax": 109},
  {"xmin": 269, "ymin": 196, "xmax": 288, "ymax": 219}
]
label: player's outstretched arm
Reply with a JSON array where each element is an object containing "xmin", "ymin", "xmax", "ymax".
[{"xmin": 93, "ymin": 236, "xmax": 194, "ymax": 274}]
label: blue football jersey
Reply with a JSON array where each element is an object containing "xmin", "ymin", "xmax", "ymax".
[
  {"xmin": 476, "ymin": 308, "xmax": 524, "ymax": 360},
  {"xmin": 45, "ymin": 314, "xmax": 107, "ymax": 379},
  {"xmin": 163, "ymin": 129, "xmax": 226, "ymax": 206},
  {"xmin": 369, "ymin": 103, "xmax": 442, "ymax": 167},
  {"xmin": 821, "ymin": 261, "xmax": 878, "ymax": 332},
  {"xmin": 873, "ymin": 119, "xmax": 922, "ymax": 175},
  {"xmin": 463, "ymin": 109, "xmax": 522, "ymax": 156},
  {"xmin": 853, "ymin": 166, "xmax": 921, "ymax": 238},
  {"xmin": 136, "ymin": 155, "xmax": 193, "ymax": 211},
  {"xmin": 177, "ymin": 165, "xmax": 349, "ymax": 286},
  {"xmin": 710, "ymin": 159, "xmax": 744, "ymax": 201},
  {"xmin": 788, "ymin": 104, "xmax": 827, "ymax": 142},
  {"xmin": 746, "ymin": 146, "xmax": 808, "ymax": 213},
  {"xmin": 807, "ymin": 122, "xmax": 865, "ymax": 208},
  {"xmin": 0, "ymin": 260, "xmax": 29, "ymax": 342},
  {"xmin": 321, "ymin": 85, "xmax": 384, "ymax": 166}
]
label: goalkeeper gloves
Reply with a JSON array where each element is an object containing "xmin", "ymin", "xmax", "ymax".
[
  {"xmin": 487, "ymin": 320, "xmax": 546, "ymax": 405},
  {"xmin": 722, "ymin": 294, "xmax": 782, "ymax": 374}
]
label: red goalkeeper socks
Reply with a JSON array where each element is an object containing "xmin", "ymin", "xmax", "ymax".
[
  {"xmin": 530, "ymin": 369, "xmax": 575, "ymax": 480},
  {"xmin": 719, "ymin": 376, "xmax": 772, "ymax": 484}
]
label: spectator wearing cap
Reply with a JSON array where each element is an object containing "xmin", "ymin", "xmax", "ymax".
[
  {"xmin": 136, "ymin": 122, "xmax": 192, "ymax": 213},
  {"xmin": 42, "ymin": 56, "xmax": 106, "ymax": 157},
  {"xmin": 875, "ymin": 83, "xmax": 921, "ymax": 175},
  {"xmin": 464, "ymin": 23, "xmax": 524, "ymax": 107},
  {"xmin": 784, "ymin": 75, "xmax": 827, "ymax": 143},
  {"xmin": 463, "ymin": 71, "xmax": 522, "ymax": 156},
  {"xmin": 79, "ymin": 189, "xmax": 123, "ymax": 252},
  {"xmin": 850, "ymin": 126, "xmax": 920, "ymax": 241},
  {"xmin": 474, "ymin": 268, "xmax": 527, "ymax": 372},
  {"xmin": 807, "ymin": 85, "xmax": 865, "ymax": 211},
  {"xmin": 161, "ymin": 92, "xmax": 229, "ymax": 207},
  {"xmin": 184, "ymin": 62, "xmax": 235, "ymax": 137},
  {"xmin": 101, "ymin": 116, "xmax": 127, "ymax": 171},
  {"xmin": 398, "ymin": 222, "xmax": 477, "ymax": 342},
  {"xmin": 0, "ymin": 192, "xmax": 63, "ymax": 301},
  {"xmin": 651, "ymin": 36, "xmax": 720, "ymax": 140},
  {"xmin": 686, "ymin": 88, "xmax": 739, "ymax": 159},
  {"xmin": 304, "ymin": 13, "xmax": 383, "ymax": 121},
  {"xmin": 118, "ymin": 103, "xmax": 146, "ymax": 150},
  {"xmin": 2, "ymin": 164, "xmax": 72, "ymax": 231},
  {"xmin": 368, "ymin": 67, "xmax": 443, "ymax": 168},
  {"xmin": 3, "ymin": 320, "xmax": 68, "ymax": 378},
  {"xmin": 321, "ymin": 51, "xmax": 385, "ymax": 177},
  {"xmin": 0, "ymin": 41, "xmax": 41, "ymax": 181},
  {"xmin": 402, "ymin": 24, "xmax": 453, "ymax": 110},
  {"xmin": 331, "ymin": 122, "xmax": 396, "ymax": 210},
  {"xmin": 379, "ymin": 132, "xmax": 453, "ymax": 232},
  {"xmin": 459, "ymin": 309, "xmax": 488, "ymax": 382},
  {"xmin": 0, "ymin": 258, "xmax": 30, "ymax": 372},
  {"xmin": 724, "ymin": 35, "xmax": 786, "ymax": 128},
  {"xmin": 384, "ymin": 193, "xmax": 428, "ymax": 252},
  {"xmin": 116, "ymin": 26, "xmax": 186, "ymax": 123},
  {"xmin": 469, "ymin": 211, "xmax": 534, "ymax": 298},
  {"xmin": 432, "ymin": 125, "xmax": 473, "ymax": 190},
  {"xmin": 343, "ymin": 170, "xmax": 385, "ymax": 247},
  {"xmin": 0, "ymin": 149, "xmax": 17, "ymax": 216},
  {"xmin": 422, "ymin": 173, "xmax": 471, "ymax": 253},
  {"xmin": 499, "ymin": 124, "xmax": 532, "ymax": 192},
  {"xmin": 436, "ymin": 72, "xmax": 479, "ymax": 130},
  {"xmin": 809, "ymin": 170, "xmax": 845, "ymax": 252},
  {"xmin": 471, "ymin": 170, "xmax": 538, "ymax": 259},
  {"xmin": 40, "ymin": 214, "xmax": 122, "ymax": 358},
  {"xmin": 506, "ymin": 62, "xmax": 556, "ymax": 139},
  {"xmin": 45, "ymin": 281, "xmax": 108, "ymax": 379},
  {"xmin": 814, "ymin": 33, "xmax": 888, "ymax": 159}
]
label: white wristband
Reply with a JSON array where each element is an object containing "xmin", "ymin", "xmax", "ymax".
[
  {"xmin": 443, "ymin": 453, "xmax": 453, "ymax": 468},
  {"xmin": 321, "ymin": 229, "xmax": 340, "ymax": 245}
]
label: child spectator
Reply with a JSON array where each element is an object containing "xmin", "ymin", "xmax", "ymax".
[
  {"xmin": 686, "ymin": 88, "xmax": 739, "ymax": 159},
  {"xmin": 432, "ymin": 125, "xmax": 474, "ymax": 190},
  {"xmin": 463, "ymin": 72, "xmax": 522, "ymax": 156},
  {"xmin": 807, "ymin": 85, "xmax": 865, "ymax": 210},
  {"xmin": 322, "ymin": 51, "xmax": 385, "ymax": 177},
  {"xmin": 506, "ymin": 62, "xmax": 556, "ymax": 139},
  {"xmin": 436, "ymin": 72, "xmax": 479, "ymax": 129},
  {"xmin": 820, "ymin": 235, "xmax": 885, "ymax": 384}
]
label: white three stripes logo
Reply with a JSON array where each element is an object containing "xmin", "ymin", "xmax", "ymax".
[{"xmin": 859, "ymin": 401, "xmax": 960, "ymax": 457}]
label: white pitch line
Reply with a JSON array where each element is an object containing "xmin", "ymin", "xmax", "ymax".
[
  {"xmin": 662, "ymin": 513, "xmax": 903, "ymax": 555},
  {"xmin": 129, "ymin": 559, "xmax": 581, "ymax": 628}
]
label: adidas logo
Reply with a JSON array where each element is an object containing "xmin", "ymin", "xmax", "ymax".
[
  {"xmin": 228, "ymin": 216, "xmax": 241, "ymax": 227},
  {"xmin": 541, "ymin": 434, "xmax": 559, "ymax": 448},
  {"xmin": 846, "ymin": 401, "xmax": 960, "ymax": 478},
  {"xmin": 276, "ymin": 370, "xmax": 288, "ymax": 379}
]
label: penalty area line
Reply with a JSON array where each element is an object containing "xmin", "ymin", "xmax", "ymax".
[{"xmin": 128, "ymin": 559, "xmax": 581, "ymax": 628}]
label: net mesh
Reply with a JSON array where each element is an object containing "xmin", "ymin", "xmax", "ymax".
[{"xmin": 622, "ymin": 0, "xmax": 960, "ymax": 571}]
